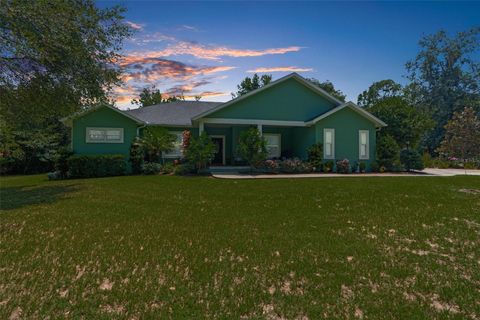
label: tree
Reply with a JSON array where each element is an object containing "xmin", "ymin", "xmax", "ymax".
[
  {"xmin": 0, "ymin": 0, "xmax": 131, "ymax": 173},
  {"xmin": 236, "ymin": 128, "xmax": 267, "ymax": 169},
  {"xmin": 141, "ymin": 128, "xmax": 176, "ymax": 162},
  {"xmin": 400, "ymin": 149, "xmax": 424, "ymax": 171},
  {"xmin": 357, "ymin": 79, "xmax": 402, "ymax": 108},
  {"xmin": 306, "ymin": 78, "xmax": 346, "ymax": 102},
  {"xmin": 376, "ymin": 134, "xmax": 401, "ymax": 170},
  {"xmin": 184, "ymin": 132, "xmax": 217, "ymax": 173},
  {"xmin": 132, "ymin": 87, "xmax": 163, "ymax": 107},
  {"xmin": 437, "ymin": 107, "xmax": 480, "ymax": 162},
  {"xmin": 405, "ymin": 28, "xmax": 480, "ymax": 151},
  {"xmin": 232, "ymin": 74, "xmax": 272, "ymax": 98},
  {"xmin": 0, "ymin": 0, "xmax": 131, "ymax": 101},
  {"xmin": 359, "ymin": 80, "xmax": 434, "ymax": 149}
]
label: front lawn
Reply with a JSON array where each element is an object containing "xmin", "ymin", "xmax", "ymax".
[{"xmin": 1, "ymin": 175, "xmax": 479, "ymax": 319}]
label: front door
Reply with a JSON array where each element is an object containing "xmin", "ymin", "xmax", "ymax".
[{"xmin": 211, "ymin": 136, "xmax": 224, "ymax": 165}]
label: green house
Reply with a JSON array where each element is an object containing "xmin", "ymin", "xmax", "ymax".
[{"xmin": 64, "ymin": 73, "xmax": 386, "ymax": 170}]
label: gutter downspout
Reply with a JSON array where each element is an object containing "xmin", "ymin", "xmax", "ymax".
[{"xmin": 137, "ymin": 123, "xmax": 147, "ymax": 137}]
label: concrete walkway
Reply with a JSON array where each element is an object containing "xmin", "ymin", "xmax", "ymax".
[
  {"xmin": 212, "ymin": 169, "xmax": 480, "ymax": 179},
  {"xmin": 422, "ymin": 168, "xmax": 480, "ymax": 176}
]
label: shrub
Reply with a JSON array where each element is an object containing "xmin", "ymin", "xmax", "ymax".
[
  {"xmin": 237, "ymin": 128, "xmax": 267, "ymax": 169},
  {"xmin": 422, "ymin": 152, "xmax": 433, "ymax": 168},
  {"xmin": 141, "ymin": 162, "xmax": 162, "ymax": 175},
  {"xmin": 370, "ymin": 161, "xmax": 380, "ymax": 173},
  {"xmin": 391, "ymin": 159, "xmax": 405, "ymax": 172},
  {"xmin": 307, "ymin": 143, "xmax": 323, "ymax": 171},
  {"xmin": 376, "ymin": 134, "xmax": 400, "ymax": 171},
  {"xmin": 129, "ymin": 137, "xmax": 144, "ymax": 174},
  {"xmin": 174, "ymin": 163, "xmax": 194, "ymax": 175},
  {"xmin": 359, "ymin": 161, "xmax": 366, "ymax": 173},
  {"xmin": 279, "ymin": 158, "xmax": 312, "ymax": 173},
  {"xmin": 400, "ymin": 149, "xmax": 424, "ymax": 171},
  {"xmin": 161, "ymin": 162, "xmax": 175, "ymax": 174},
  {"xmin": 142, "ymin": 127, "xmax": 176, "ymax": 162},
  {"xmin": 181, "ymin": 130, "xmax": 192, "ymax": 153},
  {"xmin": 67, "ymin": 154, "xmax": 126, "ymax": 178},
  {"xmin": 184, "ymin": 132, "xmax": 217, "ymax": 173},
  {"xmin": 263, "ymin": 159, "xmax": 280, "ymax": 173},
  {"xmin": 323, "ymin": 160, "xmax": 334, "ymax": 173},
  {"xmin": 54, "ymin": 147, "xmax": 73, "ymax": 178},
  {"xmin": 336, "ymin": 159, "xmax": 350, "ymax": 174}
]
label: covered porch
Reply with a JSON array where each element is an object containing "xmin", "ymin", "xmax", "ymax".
[{"xmin": 197, "ymin": 118, "xmax": 314, "ymax": 166}]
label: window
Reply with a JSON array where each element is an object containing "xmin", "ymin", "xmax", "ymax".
[
  {"xmin": 264, "ymin": 134, "xmax": 281, "ymax": 158},
  {"xmin": 359, "ymin": 130, "xmax": 369, "ymax": 159},
  {"xmin": 86, "ymin": 127, "xmax": 123, "ymax": 143},
  {"xmin": 163, "ymin": 131, "xmax": 183, "ymax": 158},
  {"xmin": 323, "ymin": 128, "xmax": 335, "ymax": 159}
]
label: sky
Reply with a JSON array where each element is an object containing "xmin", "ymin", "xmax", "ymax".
[{"xmin": 98, "ymin": 1, "xmax": 480, "ymax": 109}]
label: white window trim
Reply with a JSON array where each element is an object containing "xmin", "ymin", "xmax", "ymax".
[
  {"xmin": 359, "ymin": 130, "xmax": 370, "ymax": 160},
  {"xmin": 323, "ymin": 128, "xmax": 335, "ymax": 159},
  {"xmin": 86, "ymin": 127, "xmax": 124, "ymax": 144},
  {"xmin": 163, "ymin": 131, "xmax": 183, "ymax": 158},
  {"xmin": 210, "ymin": 135, "xmax": 226, "ymax": 165},
  {"xmin": 264, "ymin": 133, "xmax": 281, "ymax": 159}
]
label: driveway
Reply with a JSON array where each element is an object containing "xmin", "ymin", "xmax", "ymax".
[{"xmin": 421, "ymin": 168, "xmax": 480, "ymax": 176}]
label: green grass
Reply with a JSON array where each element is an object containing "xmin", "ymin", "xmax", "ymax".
[{"xmin": 1, "ymin": 174, "xmax": 479, "ymax": 319}]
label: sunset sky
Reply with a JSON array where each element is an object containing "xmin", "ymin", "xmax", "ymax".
[{"xmin": 99, "ymin": 1, "xmax": 480, "ymax": 109}]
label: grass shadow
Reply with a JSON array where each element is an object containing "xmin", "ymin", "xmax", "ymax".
[{"xmin": 0, "ymin": 184, "xmax": 77, "ymax": 211}]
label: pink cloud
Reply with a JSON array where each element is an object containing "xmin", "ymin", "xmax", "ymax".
[
  {"xmin": 126, "ymin": 43, "xmax": 303, "ymax": 61},
  {"xmin": 125, "ymin": 21, "xmax": 144, "ymax": 30},
  {"xmin": 247, "ymin": 66, "xmax": 313, "ymax": 73}
]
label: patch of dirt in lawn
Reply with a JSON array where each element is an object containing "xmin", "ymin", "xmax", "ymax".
[{"xmin": 458, "ymin": 188, "xmax": 480, "ymax": 195}]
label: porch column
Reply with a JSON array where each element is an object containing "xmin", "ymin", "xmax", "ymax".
[
  {"xmin": 199, "ymin": 120, "xmax": 204, "ymax": 135},
  {"xmin": 257, "ymin": 124, "xmax": 263, "ymax": 136}
]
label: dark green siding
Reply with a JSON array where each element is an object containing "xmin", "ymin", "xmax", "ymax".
[
  {"xmin": 207, "ymin": 78, "xmax": 337, "ymax": 121},
  {"xmin": 314, "ymin": 107, "xmax": 377, "ymax": 167},
  {"xmin": 72, "ymin": 107, "xmax": 138, "ymax": 157}
]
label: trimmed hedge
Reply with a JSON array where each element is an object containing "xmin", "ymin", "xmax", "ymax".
[{"xmin": 67, "ymin": 154, "xmax": 126, "ymax": 178}]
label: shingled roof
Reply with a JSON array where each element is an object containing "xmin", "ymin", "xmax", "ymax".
[{"xmin": 124, "ymin": 101, "xmax": 223, "ymax": 126}]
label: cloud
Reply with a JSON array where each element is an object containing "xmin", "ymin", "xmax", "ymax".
[
  {"xmin": 247, "ymin": 66, "xmax": 313, "ymax": 73},
  {"xmin": 120, "ymin": 57, "xmax": 235, "ymax": 83},
  {"xmin": 129, "ymin": 32, "xmax": 176, "ymax": 45},
  {"xmin": 178, "ymin": 25, "xmax": 199, "ymax": 32},
  {"xmin": 125, "ymin": 21, "xmax": 144, "ymax": 30},
  {"xmin": 125, "ymin": 43, "xmax": 303, "ymax": 61}
]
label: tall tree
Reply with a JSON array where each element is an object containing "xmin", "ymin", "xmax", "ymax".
[
  {"xmin": 0, "ymin": 0, "xmax": 131, "ymax": 173},
  {"xmin": 359, "ymin": 80, "xmax": 434, "ymax": 149},
  {"xmin": 232, "ymin": 74, "xmax": 272, "ymax": 98},
  {"xmin": 438, "ymin": 107, "xmax": 480, "ymax": 162},
  {"xmin": 307, "ymin": 78, "xmax": 346, "ymax": 102},
  {"xmin": 405, "ymin": 28, "xmax": 480, "ymax": 151},
  {"xmin": 132, "ymin": 87, "xmax": 163, "ymax": 107},
  {"xmin": 357, "ymin": 79, "xmax": 402, "ymax": 108}
]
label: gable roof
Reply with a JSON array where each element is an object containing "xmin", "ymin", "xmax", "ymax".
[
  {"xmin": 306, "ymin": 101, "xmax": 387, "ymax": 127},
  {"xmin": 61, "ymin": 104, "xmax": 145, "ymax": 125},
  {"xmin": 124, "ymin": 101, "xmax": 222, "ymax": 126},
  {"xmin": 192, "ymin": 73, "xmax": 344, "ymax": 121}
]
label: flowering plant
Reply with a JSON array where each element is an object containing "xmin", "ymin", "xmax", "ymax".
[{"xmin": 336, "ymin": 159, "xmax": 350, "ymax": 174}]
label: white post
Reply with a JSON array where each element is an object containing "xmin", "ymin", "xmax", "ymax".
[
  {"xmin": 257, "ymin": 124, "xmax": 263, "ymax": 136},
  {"xmin": 199, "ymin": 121, "xmax": 204, "ymax": 135}
]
